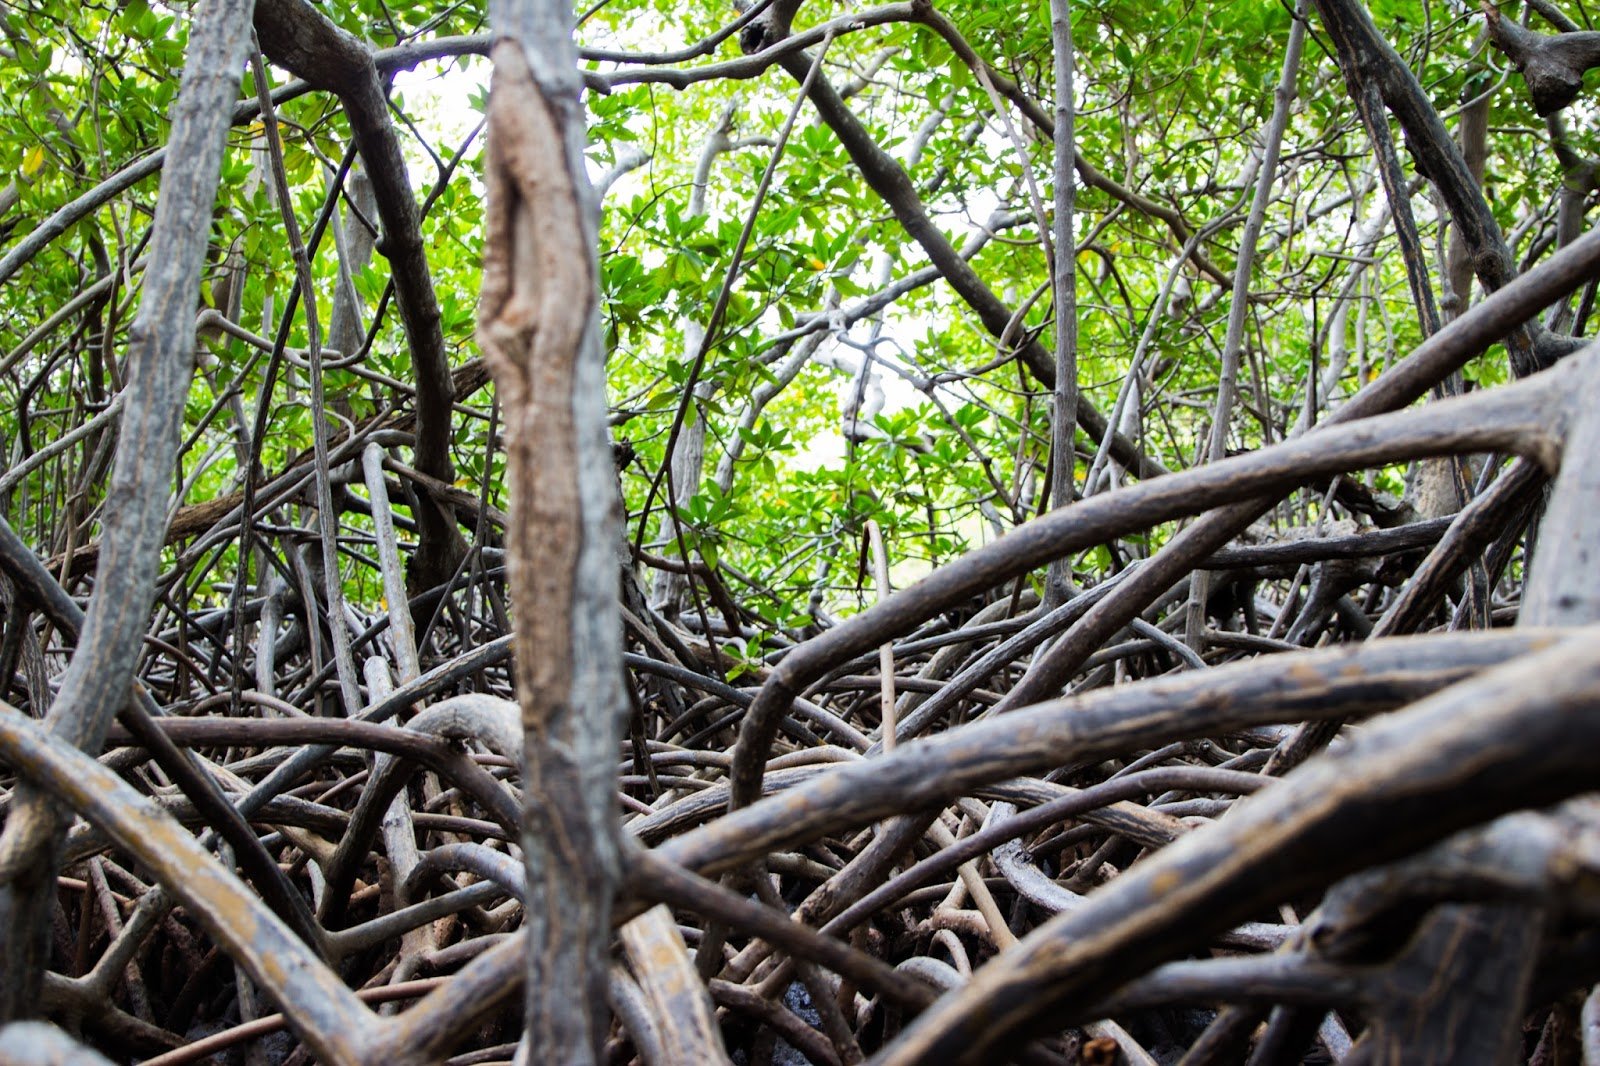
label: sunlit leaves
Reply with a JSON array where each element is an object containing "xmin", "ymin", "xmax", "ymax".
[{"xmin": 0, "ymin": 0, "xmax": 1572, "ymax": 633}]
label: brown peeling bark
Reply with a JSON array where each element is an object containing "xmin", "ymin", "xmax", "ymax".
[
  {"xmin": 477, "ymin": 4, "xmax": 625, "ymax": 1060},
  {"xmin": 479, "ymin": 39, "xmax": 588, "ymax": 760}
]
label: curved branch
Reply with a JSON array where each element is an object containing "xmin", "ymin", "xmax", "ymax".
[
  {"xmin": 1485, "ymin": 4, "xmax": 1600, "ymax": 115},
  {"xmin": 0, "ymin": 705, "xmax": 373, "ymax": 1063},
  {"xmin": 873, "ymin": 632, "xmax": 1600, "ymax": 1064},
  {"xmin": 671, "ymin": 629, "xmax": 1570, "ymax": 876},
  {"xmin": 725, "ymin": 347, "xmax": 1584, "ymax": 808}
]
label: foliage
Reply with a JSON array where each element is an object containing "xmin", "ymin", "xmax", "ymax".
[
  {"xmin": 0, "ymin": 0, "xmax": 1551, "ymax": 618},
  {"xmin": 2, "ymin": 0, "xmax": 1600, "ymax": 1059}
]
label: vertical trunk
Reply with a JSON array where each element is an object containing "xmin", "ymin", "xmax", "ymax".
[
  {"xmin": 652, "ymin": 102, "xmax": 736, "ymax": 618},
  {"xmin": 0, "ymin": 0, "xmax": 257, "ymax": 1016},
  {"xmin": 477, "ymin": 2, "xmax": 625, "ymax": 1060},
  {"xmin": 1044, "ymin": 0, "xmax": 1078, "ymax": 609},
  {"xmin": 328, "ymin": 160, "xmax": 379, "ymax": 400},
  {"xmin": 1184, "ymin": 3, "xmax": 1307, "ymax": 652}
]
